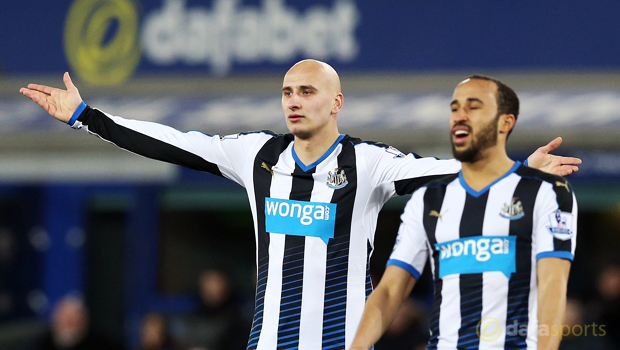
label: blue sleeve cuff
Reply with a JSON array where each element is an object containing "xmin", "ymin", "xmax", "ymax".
[
  {"xmin": 386, "ymin": 259, "xmax": 421, "ymax": 280},
  {"xmin": 536, "ymin": 251, "xmax": 574, "ymax": 261},
  {"xmin": 523, "ymin": 158, "xmax": 529, "ymax": 166},
  {"xmin": 67, "ymin": 101, "xmax": 87, "ymax": 125}
]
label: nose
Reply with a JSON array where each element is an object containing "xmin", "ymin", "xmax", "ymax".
[
  {"xmin": 451, "ymin": 107, "xmax": 468, "ymax": 124},
  {"xmin": 287, "ymin": 93, "xmax": 300, "ymax": 110}
]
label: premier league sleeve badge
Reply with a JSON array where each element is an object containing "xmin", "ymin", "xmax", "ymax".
[{"xmin": 546, "ymin": 210, "xmax": 574, "ymax": 240}]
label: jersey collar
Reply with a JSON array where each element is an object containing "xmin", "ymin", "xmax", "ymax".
[
  {"xmin": 459, "ymin": 161, "xmax": 521, "ymax": 198},
  {"xmin": 292, "ymin": 134, "xmax": 345, "ymax": 172}
]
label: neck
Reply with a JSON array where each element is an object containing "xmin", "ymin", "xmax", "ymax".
[
  {"xmin": 293, "ymin": 129, "xmax": 341, "ymax": 166},
  {"xmin": 460, "ymin": 147, "xmax": 515, "ymax": 192}
]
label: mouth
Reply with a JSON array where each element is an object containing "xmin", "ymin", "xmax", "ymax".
[
  {"xmin": 288, "ymin": 114, "xmax": 304, "ymax": 122},
  {"xmin": 452, "ymin": 125, "xmax": 471, "ymax": 145}
]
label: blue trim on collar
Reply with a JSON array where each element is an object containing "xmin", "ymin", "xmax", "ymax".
[
  {"xmin": 292, "ymin": 134, "xmax": 345, "ymax": 172},
  {"xmin": 459, "ymin": 161, "xmax": 521, "ymax": 198},
  {"xmin": 68, "ymin": 101, "xmax": 87, "ymax": 125}
]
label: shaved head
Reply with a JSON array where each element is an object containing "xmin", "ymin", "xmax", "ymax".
[
  {"xmin": 285, "ymin": 59, "xmax": 341, "ymax": 94},
  {"xmin": 281, "ymin": 59, "xmax": 343, "ymax": 144}
]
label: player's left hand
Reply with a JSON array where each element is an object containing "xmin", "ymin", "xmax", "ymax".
[{"xmin": 527, "ymin": 137, "xmax": 581, "ymax": 177}]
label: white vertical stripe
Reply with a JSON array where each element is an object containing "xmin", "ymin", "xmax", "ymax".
[
  {"xmin": 345, "ymin": 149, "xmax": 376, "ymax": 348},
  {"xmin": 532, "ymin": 182, "xmax": 556, "ymax": 255},
  {"xmin": 257, "ymin": 147, "xmax": 294, "ymax": 350},
  {"xmin": 298, "ymin": 238, "xmax": 327, "ymax": 349},
  {"xmin": 571, "ymin": 193, "xmax": 578, "ymax": 257},
  {"xmin": 479, "ymin": 174, "xmax": 520, "ymax": 349},
  {"xmin": 434, "ymin": 179, "xmax": 466, "ymax": 249},
  {"xmin": 478, "ymin": 272, "xmax": 509, "ymax": 350},
  {"xmin": 257, "ymin": 233, "xmax": 286, "ymax": 350},
  {"xmin": 528, "ymin": 181, "xmax": 553, "ymax": 349},
  {"xmin": 246, "ymin": 139, "xmax": 273, "ymax": 270},
  {"xmin": 482, "ymin": 174, "xmax": 520, "ymax": 236},
  {"xmin": 297, "ymin": 150, "xmax": 338, "ymax": 349},
  {"xmin": 439, "ymin": 277, "xmax": 462, "ymax": 349},
  {"xmin": 435, "ymin": 179, "xmax": 465, "ymax": 349}
]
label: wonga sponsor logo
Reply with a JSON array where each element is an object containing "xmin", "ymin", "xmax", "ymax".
[
  {"xmin": 265, "ymin": 198, "xmax": 337, "ymax": 244},
  {"xmin": 434, "ymin": 236, "xmax": 516, "ymax": 279}
]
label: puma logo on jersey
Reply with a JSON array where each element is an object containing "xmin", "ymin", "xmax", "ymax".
[
  {"xmin": 261, "ymin": 162, "xmax": 274, "ymax": 177},
  {"xmin": 555, "ymin": 181, "xmax": 570, "ymax": 192},
  {"xmin": 429, "ymin": 210, "xmax": 445, "ymax": 222}
]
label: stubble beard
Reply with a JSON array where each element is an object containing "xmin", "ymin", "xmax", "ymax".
[
  {"xmin": 451, "ymin": 116, "xmax": 499, "ymax": 163},
  {"xmin": 290, "ymin": 126, "xmax": 313, "ymax": 140}
]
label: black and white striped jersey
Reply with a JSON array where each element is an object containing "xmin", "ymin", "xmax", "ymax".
[
  {"xmin": 69, "ymin": 103, "xmax": 461, "ymax": 350},
  {"xmin": 388, "ymin": 162, "xmax": 578, "ymax": 350}
]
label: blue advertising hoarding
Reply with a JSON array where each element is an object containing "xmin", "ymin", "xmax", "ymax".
[{"xmin": 1, "ymin": 0, "xmax": 620, "ymax": 84}]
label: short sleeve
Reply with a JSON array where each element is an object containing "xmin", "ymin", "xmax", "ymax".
[
  {"xmin": 360, "ymin": 143, "xmax": 461, "ymax": 195},
  {"xmin": 387, "ymin": 188, "xmax": 430, "ymax": 279},
  {"xmin": 533, "ymin": 180, "xmax": 578, "ymax": 262}
]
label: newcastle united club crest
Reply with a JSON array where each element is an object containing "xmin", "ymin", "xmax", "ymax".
[
  {"xmin": 327, "ymin": 168, "xmax": 348, "ymax": 189},
  {"xmin": 500, "ymin": 197, "xmax": 524, "ymax": 220}
]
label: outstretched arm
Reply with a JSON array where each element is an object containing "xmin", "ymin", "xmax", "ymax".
[
  {"xmin": 527, "ymin": 137, "xmax": 581, "ymax": 177},
  {"xmin": 18, "ymin": 72, "xmax": 274, "ymax": 186},
  {"xmin": 349, "ymin": 266, "xmax": 416, "ymax": 350},
  {"xmin": 19, "ymin": 72, "xmax": 83, "ymax": 123}
]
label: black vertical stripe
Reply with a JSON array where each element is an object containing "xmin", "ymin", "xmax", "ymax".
[
  {"xmin": 321, "ymin": 138, "xmax": 357, "ymax": 349},
  {"xmin": 553, "ymin": 237, "xmax": 572, "ymax": 252},
  {"xmin": 394, "ymin": 174, "xmax": 451, "ymax": 196},
  {"xmin": 276, "ymin": 164, "xmax": 315, "ymax": 349},
  {"xmin": 551, "ymin": 180, "xmax": 573, "ymax": 213},
  {"xmin": 365, "ymin": 243, "xmax": 373, "ymax": 299},
  {"xmin": 247, "ymin": 135, "xmax": 293, "ymax": 350},
  {"xmin": 421, "ymin": 176, "xmax": 455, "ymax": 349},
  {"xmin": 552, "ymin": 180, "xmax": 574, "ymax": 252},
  {"xmin": 505, "ymin": 176, "xmax": 541, "ymax": 348},
  {"xmin": 459, "ymin": 192, "xmax": 488, "ymax": 237},
  {"xmin": 515, "ymin": 167, "xmax": 575, "ymax": 255},
  {"xmin": 456, "ymin": 192, "xmax": 488, "ymax": 350}
]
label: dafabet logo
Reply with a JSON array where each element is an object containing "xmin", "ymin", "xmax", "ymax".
[{"xmin": 64, "ymin": 0, "xmax": 141, "ymax": 85}]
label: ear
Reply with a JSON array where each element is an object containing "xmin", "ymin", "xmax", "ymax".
[
  {"xmin": 498, "ymin": 114, "xmax": 516, "ymax": 135},
  {"xmin": 332, "ymin": 93, "xmax": 344, "ymax": 114}
]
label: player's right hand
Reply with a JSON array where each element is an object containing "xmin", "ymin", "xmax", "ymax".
[{"xmin": 19, "ymin": 72, "xmax": 83, "ymax": 123}]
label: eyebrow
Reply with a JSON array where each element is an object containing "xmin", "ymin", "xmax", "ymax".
[
  {"xmin": 282, "ymin": 85, "xmax": 318, "ymax": 92},
  {"xmin": 450, "ymin": 98, "xmax": 485, "ymax": 106}
]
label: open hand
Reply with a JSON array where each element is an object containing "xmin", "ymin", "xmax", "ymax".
[
  {"xmin": 527, "ymin": 137, "xmax": 581, "ymax": 177},
  {"xmin": 19, "ymin": 72, "xmax": 83, "ymax": 123}
]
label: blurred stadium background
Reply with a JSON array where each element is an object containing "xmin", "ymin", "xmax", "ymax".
[{"xmin": 1, "ymin": 1, "xmax": 620, "ymax": 349}]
